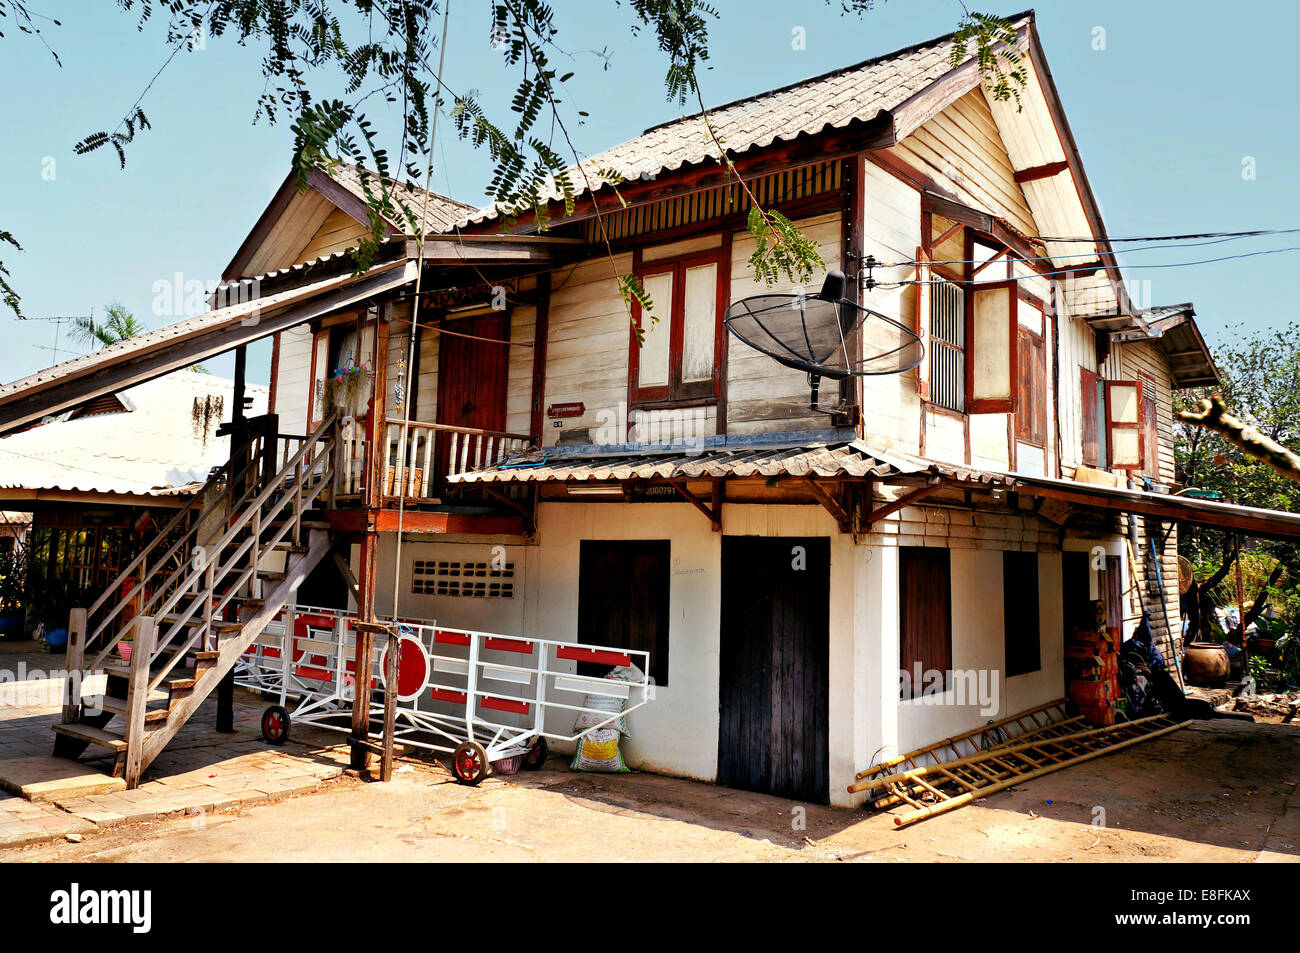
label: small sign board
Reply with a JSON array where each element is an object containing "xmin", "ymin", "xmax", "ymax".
[{"xmin": 547, "ymin": 402, "xmax": 585, "ymax": 419}]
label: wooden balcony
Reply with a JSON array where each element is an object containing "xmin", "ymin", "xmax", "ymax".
[{"xmin": 334, "ymin": 417, "xmax": 535, "ymax": 505}]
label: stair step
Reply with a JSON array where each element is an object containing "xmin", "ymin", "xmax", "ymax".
[
  {"xmin": 102, "ymin": 662, "xmax": 196, "ymax": 693},
  {"xmin": 97, "ymin": 695, "xmax": 169, "ymax": 723},
  {"xmin": 52, "ymin": 723, "xmax": 127, "ymax": 752}
]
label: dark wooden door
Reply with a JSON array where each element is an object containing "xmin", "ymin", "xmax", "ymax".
[
  {"xmin": 434, "ymin": 311, "xmax": 509, "ymax": 489},
  {"xmin": 718, "ymin": 536, "xmax": 830, "ymax": 803}
]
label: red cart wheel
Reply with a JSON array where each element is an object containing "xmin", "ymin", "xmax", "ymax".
[
  {"xmin": 522, "ymin": 736, "xmax": 548, "ymax": 771},
  {"xmin": 451, "ymin": 741, "xmax": 490, "ymax": 785},
  {"xmin": 261, "ymin": 705, "xmax": 290, "ymax": 745}
]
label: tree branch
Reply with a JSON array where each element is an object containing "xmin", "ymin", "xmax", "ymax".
[{"xmin": 1178, "ymin": 394, "xmax": 1300, "ymax": 483}]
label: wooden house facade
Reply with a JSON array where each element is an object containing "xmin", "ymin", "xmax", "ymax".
[{"xmin": 11, "ymin": 11, "xmax": 1297, "ymax": 804}]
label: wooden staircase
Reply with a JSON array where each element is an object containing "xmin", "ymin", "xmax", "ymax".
[{"xmin": 52, "ymin": 412, "xmax": 339, "ymax": 787}]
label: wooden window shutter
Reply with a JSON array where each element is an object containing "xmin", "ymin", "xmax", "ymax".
[
  {"xmin": 1105, "ymin": 379, "xmax": 1144, "ymax": 470},
  {"xmin": 1015, "ymin": 328, "xmax": 1046, "ymax": 446},
  {"xmin": 965, "ymin": 280, "xmax": 1018, "ymax": 414},
  {"xmin": 1142, "ymin": 387, "xmax": 1159, "ymax": 476},
  {"xmin": 914, "ymin": 246, "xmax": 931, "ymax": 400},
  {"xmin": 1080, "ymin": 367, "xmax": 1101, "ymax": 467},
  {"xmin": 308, "ymin": 328, "xmax": 330, "ymax": 431}
]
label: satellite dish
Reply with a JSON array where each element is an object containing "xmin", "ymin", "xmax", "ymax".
[{"xmin": 724, "ymin": 271, "xmax": 924, "ymax": 411}]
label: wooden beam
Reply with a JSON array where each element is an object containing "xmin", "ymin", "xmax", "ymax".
[
  {"xmin": 672, "ymin": 480, "xmax": 721, "ymax": 532},
  {"xmin": 804, "ymin": 478, "xmax": 850, "ymax": 532},
  {"xmin": 478, "ymin": 484, "xmax": 537, "ymax": 533},
  {"xmin": 326, "ymin": 507, "xmax": 529, "ymax": 536},
  {"xmin": 1013, "ymin": 160, "xmax": 1070, "ymax": 183},
  {"xmin": 528, "ymin": 272, "xmax": 551, "ymax": 440},
  {"xmin": 1017, "ymin": 483, "xmax": 1300, "ymax": 543},
  {"xmin": 331, "ymin": 548, "xmax": 361, "ymax": 604},
  {"xmin": 865, "ymin": 481, "xmax": 941, "ymax": 528}
]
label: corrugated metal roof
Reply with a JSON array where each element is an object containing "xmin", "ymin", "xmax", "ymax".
[
  {"xmin": 448, "ymin": 438, "xmax": 1010, "ymax": 485},
  {"xmin": 0, "ymin": 372, "xmax": 267, "ymax": 498},
  {"xmin": 0, "ymin": 258, "xmax": 413, "ymax": 420},
  {"xmin": 457, "ymin": 13, "xmax": 1033, "ymax": 228}
]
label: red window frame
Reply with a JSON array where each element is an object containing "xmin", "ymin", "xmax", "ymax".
[
  {"xmin": 1105, "ymin": 378, "xmax": 1145, "ymax": 471},
  {"xmin": 627, "ymin": 245, "xmax": 728, "ymax": 408}
]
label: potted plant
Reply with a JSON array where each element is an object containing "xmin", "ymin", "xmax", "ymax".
[{"xmin": 0, "ymin": 546, "xmax": 27, "ymax": 639}]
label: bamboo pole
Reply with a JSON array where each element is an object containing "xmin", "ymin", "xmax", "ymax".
[
  {"xmin": 849, "ymin": 712, "xmax": 1178, "ymax": 794},
  {"xmin": 855, "ymin": 698, "xmax": 1070, "ymax": 781},
  {"xmin": 890, "ymin": 719, "xmax": 1192, "ymax": 828}
]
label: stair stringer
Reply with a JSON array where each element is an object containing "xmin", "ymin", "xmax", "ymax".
[{"xmin": 131, "ymin": 528, "xmax": 334, "ymax": 779}]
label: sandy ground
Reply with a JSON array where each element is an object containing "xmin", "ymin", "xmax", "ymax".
[{"xmin": 5, "ymin": 716, "xmax": 1299, "ymax": 863}]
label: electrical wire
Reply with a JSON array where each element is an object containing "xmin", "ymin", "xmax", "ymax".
[
  {"xmin": 390, "ymin": 0, "xmax": 453, "ymax": 624},
  {"xmin": 875, "ymin": 244, "xmax": 1300, "ymax": 285}
]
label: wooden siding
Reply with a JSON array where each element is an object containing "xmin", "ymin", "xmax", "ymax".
[
  {"xmin": 727, "ymin": 212, "xmax": 842, "ymax": 434},
  {"xmin": 272, "ymin": 324, "xmax": 314, "ymax": 433},
  {"xmin": 299, "ymin": 207, "xmax": 370, "ymax": 263},
  {"xmin": 861, "ymin": 161, "xmax": 923, "ymax": 451},
  {"xmin": 242, "ymin": 190, "xmax": 335, "ymax": 277},
  {"xmin": 886, "ymin": 89, "xmax": 1036, "ymax": 236},
  {"xmin": 541, "ymin": 252, "xmax": 635, "ymax": 445}
]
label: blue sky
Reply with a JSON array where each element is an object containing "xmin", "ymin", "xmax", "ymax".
[{"xmin": 2, "ymin": 0, "xmax": 1297, "ymax": 386}]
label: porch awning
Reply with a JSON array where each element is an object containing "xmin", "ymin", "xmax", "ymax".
[
  {"xmin": 451, "ymin": 436, "xmax": 1300, "ymax": 543},
  {"xmin": 446, "ymin": 436, "xmax": 1011, "ymax": 485},
  {"xmin": 1009, "ymin": 475, "xmax": 1300, "ymax": 543}
]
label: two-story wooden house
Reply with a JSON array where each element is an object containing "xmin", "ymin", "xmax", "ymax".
[{"xmin": 9, "ymin": 11, "xmax": 1300, "ymax": 806}]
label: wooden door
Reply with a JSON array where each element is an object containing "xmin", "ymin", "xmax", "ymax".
[
  {"xmin": 718, "ymin": 536, "xmax": 830, "ymax": 803},
  {"xmin": 434, "ymin": 311, "xmax": 509, "ymax": 488}
]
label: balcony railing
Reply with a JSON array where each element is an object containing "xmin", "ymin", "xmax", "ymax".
[{"xmin": 335, "ymin": 417, "xmax": 534, "ymax": 501}]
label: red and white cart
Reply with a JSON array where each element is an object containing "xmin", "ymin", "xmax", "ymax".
[{"xmin": 237, "ymin": 606, "xmax": 654, "ymax": 784}]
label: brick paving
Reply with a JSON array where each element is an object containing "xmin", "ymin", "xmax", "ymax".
[{"xmin": 0, "ymin": 646, "xmax": 353, "ymax": 849}]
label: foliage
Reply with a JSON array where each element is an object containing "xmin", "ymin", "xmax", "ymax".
[
  {"xmin": 0, "ymin": 1, "xmax": 1028, "ymax": 320},
  {"xmin": 0, "ymin": 228, "xmax": 21, "ymax": 319},
  {"xmin": 0, "ymin": 544, "xmax": 27, "ymax": 613},
  {"xmin": 1177, "ymin": 321, "xmax": 1300, "ymax": 634},
  {"xmin": 71, "ymin": 301, "xmax": 148, "ymax": 349},
  {"xmin": 949, "ymin": 11, "xmax": 1026, "ymax": 111}
]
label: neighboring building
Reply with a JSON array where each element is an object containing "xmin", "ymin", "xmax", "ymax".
[
  {"xmin": 0, "ymin": 372, "xmax": 267, "ymax": 627},
  {"xmin": 5, "ymin": 11, "xmax": 1300, "ymax": 799}
]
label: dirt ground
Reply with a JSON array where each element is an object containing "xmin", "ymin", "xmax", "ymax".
[{"xmin": 5, "ymin": 717, "xmax": 1299, "ymax": 863}]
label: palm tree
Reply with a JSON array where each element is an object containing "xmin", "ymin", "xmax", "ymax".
[
  {"xmin": 71, "ymin": 302, "xmax": 148, "ymax": 348},
  {"xmin": 72, "ymin": 302, "xmax": 208, "ymax": 372}
]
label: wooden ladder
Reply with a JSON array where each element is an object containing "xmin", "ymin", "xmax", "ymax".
[
  {"xmin": 52, "ymin": 413, "xmax": 339, "ymax": 787},
  {"xmin": 848, "ymin": 712, "xmax": 1192, "ymax": 827}
]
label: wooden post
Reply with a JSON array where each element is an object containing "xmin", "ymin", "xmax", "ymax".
[
  {"xmin": 349, "ymin": 530, "xmax": 379, "ymax": 771},
  {"xmin": 365, "ymin": 310, "xmax": 390, "ymax": 511},
  {"xmin": 62, "ymin": 608, "xmax": 86, "ymax": 724},
  {"xmin": 380, "ymin": 626, "xmax": 398, "ymax": 781},
  {"xmin": 1234, "ymin": 541, "xmax": 1249, "ymax": 675},
  {"xmin": 232, "ymin": 344, "xmax": 248, "ymax": 423},
  {"xmin": 124, "ymin": 615, "xmax": 156, "ymax": 789}
]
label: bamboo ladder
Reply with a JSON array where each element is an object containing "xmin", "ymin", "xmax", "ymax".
[{"xmin": 849, "ymin": 711, "xmax": 1192, "ymax": 828}]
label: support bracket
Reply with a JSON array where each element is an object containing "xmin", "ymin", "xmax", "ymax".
[
  {"xmin": 865, "ymin": 479, "xmax": 942, "ymax": 529},
  {"xmin": 672, "ymin": 480, "xmax": 722, "ymax": 532}
]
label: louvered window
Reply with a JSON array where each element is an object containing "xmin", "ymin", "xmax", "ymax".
[{"xmin": 929, "ymin": 278, "xmax": 966, "ymax": 413}]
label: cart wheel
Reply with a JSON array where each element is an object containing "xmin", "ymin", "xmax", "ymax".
[
  {"xmin": 261, "ymin": 705, "xmax": 290, "ymax": 745},
  {"xmin": 451, "ymin": 741, "xmax": 490, "ymax": 785},
  {"xmin": 522, "ymin": 736, "xmax": 548, "ymax": 771}
]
